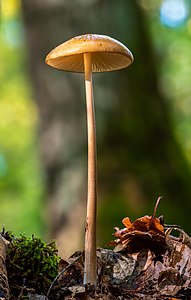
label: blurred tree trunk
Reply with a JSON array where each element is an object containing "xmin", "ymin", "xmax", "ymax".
[{"xmin": 22, "ymin": 0, "xmax": 191, "ymax": 256}]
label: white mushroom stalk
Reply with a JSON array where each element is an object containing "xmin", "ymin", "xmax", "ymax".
[
  {"xmin": 45, "ymin": 33, "xmax": 134, "ymax": 286},
  {"xmin": 83, "ymin": 52, "xmax": 97, "ymax": 284}
]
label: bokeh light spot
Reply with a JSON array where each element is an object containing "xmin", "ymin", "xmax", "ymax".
[
  {"xmin": 1, "ymin": 0, "xmax": 20, "ymax": 19},
  {"xmin": 160, "ymin": 0, "xmax": 188, "ymax": 28}
]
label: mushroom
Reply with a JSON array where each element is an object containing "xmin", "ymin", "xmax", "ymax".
[{"xmin": 45, "ymin": 34, "xmax": 133, "ymax": 285}]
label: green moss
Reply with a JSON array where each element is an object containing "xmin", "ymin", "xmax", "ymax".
[{"xmin": 4, "ymin": 231, "xmax": 60, "ymax": 298}]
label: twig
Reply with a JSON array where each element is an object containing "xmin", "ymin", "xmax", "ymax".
[
  {"xmin": 18, "ymin": 278, "xmax": 26, "ymax": 299},
  {"xmin": 152, "ymin": 196, "xmax": 162, "ymax": 219},
  {"xmin": 46, "ymin": 256, "xmax": 81, "ymax": 298}
]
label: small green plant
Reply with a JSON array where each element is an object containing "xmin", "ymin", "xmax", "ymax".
[{"xmin": 5, "ymin": 232, "xmax": 60, "ymax": 297}]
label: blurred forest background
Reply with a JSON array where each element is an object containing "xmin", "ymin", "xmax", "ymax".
[{"xmin": 1, "ymin": 0, "xmax": 191, "ymax": 258}]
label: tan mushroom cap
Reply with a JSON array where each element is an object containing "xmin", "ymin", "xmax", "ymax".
[{"xmin": 45, "ymin": 34, "xmax": 134, "ymax": 73}]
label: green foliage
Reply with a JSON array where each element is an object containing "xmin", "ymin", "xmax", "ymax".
[
  {"xmin": 0, "ymin": 0, "xmax": 43, "ymax": 236},
  {"xmin": 147, "ymin": 3, "xmax": 191, "ymax": 164},
  {"xmin": 6, "ymin": 233, "xmax": 60, "ymax": 297}
]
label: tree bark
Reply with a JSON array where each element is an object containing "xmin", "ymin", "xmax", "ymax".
[{"xmin": 0, "ymin": 235, "xmax": 10, "ymax": 299}]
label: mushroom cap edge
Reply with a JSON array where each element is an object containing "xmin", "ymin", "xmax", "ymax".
[{"xmin": 45, "ymin": 34, "xmax": 134, "ymax": 73}]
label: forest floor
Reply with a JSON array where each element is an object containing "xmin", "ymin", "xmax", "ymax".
[{"xmin": 1, "ymin": 229, "xmax": 191, "ymax": 299}]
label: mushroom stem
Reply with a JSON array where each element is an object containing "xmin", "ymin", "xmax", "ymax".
[{"xmin": 83, "ymin": 52, "xmax": 97, "ymax": 285}]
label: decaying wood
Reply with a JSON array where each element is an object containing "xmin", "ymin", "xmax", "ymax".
[
  {"xmin": 0, "ymin": 235, "xmax": 10, "ymax": 300},
  {"xmin": 48, "ymin": 234, "xmax": 191, "ymax": 299}
]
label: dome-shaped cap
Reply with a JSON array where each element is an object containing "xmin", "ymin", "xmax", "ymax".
[{"xmin": 45, "ymin": 34, "xmax": 134, "ymax": 73}]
